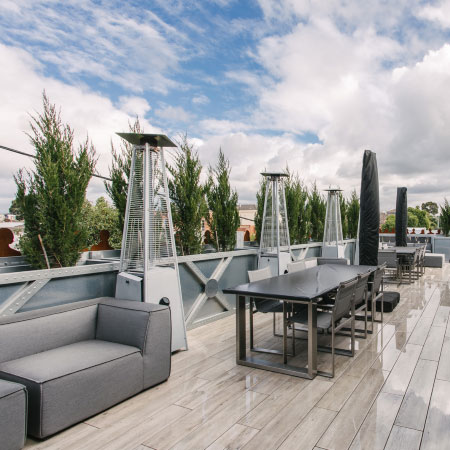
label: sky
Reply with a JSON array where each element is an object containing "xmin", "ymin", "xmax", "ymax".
[{"xmin": 1, "ymin": 0, "xmax": 450, "ymax": 213}]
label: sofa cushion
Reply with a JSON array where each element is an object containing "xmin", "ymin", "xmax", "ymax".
[
  {"xmin": 0, "ymin": 379, "xmax": 27, "ymax": 450},
  {"xmin": 0, "ymin": 300, "xmax": 98, "ymax": 364},
  {"xmin": 0, "ymin": 340, "xmax": 143, "ymax": 438}
]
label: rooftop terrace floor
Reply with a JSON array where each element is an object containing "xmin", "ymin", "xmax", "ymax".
[{"xmin": 25, "ymin": 265, "xmax": 450, "ymax": 450}]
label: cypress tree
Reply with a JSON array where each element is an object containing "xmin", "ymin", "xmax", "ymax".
[
  {"xmin": 14, "ymin": 93, "xmax": 96, "ymax": 268},
  {"xmin": 254, "ymin": 175, "xmax": 267, "ymax": 245},
  {"xmin": 168, "ymin": 134, "xmax": 207, "ymax": 255},
  {"xmin": 309, "ymin": 182, "xmax": 326, "ymax": 241},
  {"xmin": 340, "ymin": 193, "xmax": 349, "ymax": 239},
  {"xmin": 347, "ymin": 190, "xmax": 360, "ymax": 238},
  {"xmin": 105, "ymin": 118, "xmax": 142, "ymax": 232},
  {"xmin": 206, "ymin": 149, "xmax": 240, "ymax": 251}
]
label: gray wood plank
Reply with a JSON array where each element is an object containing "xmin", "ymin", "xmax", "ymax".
[
  {"xmin": 436, "ymin": 336, "xmax": 450, "ymax": 381},
  {"xmin": 385, "ymin": 425, "xmax": 421, "ymax": 450},
  {"xmin": 348, "ymin": 392, "xmax": 403, "ymax": 450},
  {"xmin": 409, "ymin": 316, "xmax": 434, "ymax": 346},
  {"xmin": 421, "ymin": 379, "xmax": 450, "ymax": 450},
  {"xmin": 382, "ymin": 343, "xmax": 422, "ymax": 396},
  {"xmin": 317, "ymin": 368, "xmax": 389, "ymax": 450},
  {"xmin": 420, "ymin": 326, "xmax": 446, "ymax": 361},
  {"xmin": 395, "ymin": 358, "xmax": 438, "ymax": 430}
]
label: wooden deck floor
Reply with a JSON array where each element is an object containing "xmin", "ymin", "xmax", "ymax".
[{"xmin": 25, "ymin": 265, "xmax": 450, "ymax": 450}]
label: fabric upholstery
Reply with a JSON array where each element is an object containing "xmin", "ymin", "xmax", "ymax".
[
  {"xmin": 0, "ymin": 340, "xmax": 142, "ymax": 438},
  {"xmin": 97, "ymin": 298, "xmax": 171, "ymax": 388},
  {"xmin": 303, "ymin": 258, "xmax": 318, "ymax": 269},
  {"xmin": 0, "ymin": 379, "xmax": 27, "ymax": 450},
  {"xmin": 0, "ymin": 299, "xmax": 99, "ymax": 364}
]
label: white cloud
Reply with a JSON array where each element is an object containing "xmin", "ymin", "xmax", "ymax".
[
  {"xmin": 0, "ymin": 0, "xmax": 184, "ymax": 94},
  {"xmin": 192, "ymin": 94, "xmax": 210, "ymax": 105},
  {"xmin": 155, "ymin": 105, "xmax": 191, "ymax": 123},
  {"xmin": 0, "ymin": 44, "xmax": 160, "ymax": 212},
  {"xmin": 418, "ymin": 0, "xmax": 450, "ymax": 29},
  {"xmin": 118, "ymin": 96, "xmax": 151, "ymax": 117}
]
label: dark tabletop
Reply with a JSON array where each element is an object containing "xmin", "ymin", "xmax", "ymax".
[{"xmin": 223, "ymin": 264, "xmax": 377, "ymax": 302}]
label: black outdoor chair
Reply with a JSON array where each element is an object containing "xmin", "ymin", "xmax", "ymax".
[
  {"xmin": 378, "ymin": 250, "xmax": 401, "ymax": 283},
  {"xmin": 367, "ymin": 264, "xmax": 385, "ymax": 325},
  {"xmin": 247, "ymin": 267, "xmax": 293, "ymax": 357},
  {"xmin": 289, "ymin": 277, "xmax": 358, "ymax": 378}
]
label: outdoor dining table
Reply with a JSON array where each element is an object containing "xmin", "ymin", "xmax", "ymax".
[{"xmin": 223, "ymin": 264, "xmax": 377, "ymax": 379}]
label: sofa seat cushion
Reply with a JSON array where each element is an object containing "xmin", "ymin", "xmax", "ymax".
[
  {"xmin": 0, "ymin": 340, "xmax": 143, "ymax": 438},
  {"xmin": 0, "ymin": 379, "xmax": 27, "ymax": 450}
]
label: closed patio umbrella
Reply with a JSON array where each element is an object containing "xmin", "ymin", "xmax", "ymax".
[
  {"xmin": 358, "ymin": 150, "xmax": 380, "ymax": 266},
  {"xmin": 395, "ymin": 187, "xmax": 407, "ymax": 247}
]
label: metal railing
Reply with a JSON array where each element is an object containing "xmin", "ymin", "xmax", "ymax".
[{"xmin": 0, "ymin": 240, "xmax": 356, "ymax": 329}]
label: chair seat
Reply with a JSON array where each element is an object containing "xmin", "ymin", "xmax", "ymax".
[{"xmin": 291, "ymin": 310, "xmax": 332, "ymax": 330}]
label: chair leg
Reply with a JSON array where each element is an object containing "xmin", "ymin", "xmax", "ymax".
[
  {"xmin": 249, "ymin": 298, "xmax": 254, "ymax": 350},
  {"xmin": 283, "ymin": 302, "xmax": 288, "ymax": 364},
  {"xmin": 331, "ymin": 323, "xmax": 335, "ymax": 378},
  {"xmin": 351, "ymin": 305, "xmax": 355, "ymax": 357},
  {"xmin": 292, "ymin": 318, "xmax": 295, "ymax": 357},
  {"xmin": 273, "ymin": 312, "xmax": 276, "ymax": 336}
]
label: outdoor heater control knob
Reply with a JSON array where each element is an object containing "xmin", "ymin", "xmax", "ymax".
[{"xmin": 159, "ymin": 297, "xmax": 170, "ymax": 306}]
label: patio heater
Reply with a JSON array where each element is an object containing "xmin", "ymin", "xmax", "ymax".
[
  {"xmin": 322, "ymin": 187, "xmax": 345, "ymax": 258},
  {"xmin": 115, "ymin": 133, "xmax": 187, "ymax": 352},
  {"xmin": 258, "ymin": 172, "xmax": 291, "ymax": 275}
]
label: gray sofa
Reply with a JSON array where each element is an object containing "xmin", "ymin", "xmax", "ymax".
[
  {"xmin": 0, "ymin": 297, "xmax": 171, "ymax": 439},
  {"xmin": 0, "ymin": 379, "xmax": 27, "ymax": 450}
]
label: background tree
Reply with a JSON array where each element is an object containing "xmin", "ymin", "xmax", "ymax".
[
  {"xmin": 168, "ymin": 135, "xmax": 207, "ymax": 255},
  {"xmin": 14, "ymin": 93, "xmax": 96, "ymax": 268},
  {"xmin": 105, "ymin": 118, "xmax": 142, "ymax": 232},
  {"xmin": 309, "ymin": 182, "xmax": 326, "ymax": 241},
  {"xmin": 339, "ymin": 193, "xmax": 348, "ymax": 239},
  {"xmin": 254, "ymin": 175, "xmax": 267, "ymax": 244},
  {"xmin": 8, "ymin": 199, "xmax": 23, "ymax": 220},
  {"xmin": 347, "ymin": 190, "xmax": 360, "ymax": 238},
  {"xmin": 284, "ymin": 168, "xmax": 302, "ymax": 245},
  {"xmin": 206, "ymin": 149, "xmax": 240, "ymax": 251},
  {"xmin": 381, "ymin": 214, "xmax": 396, "ymax": 232},
  {"xmin": 440, "ymin": 199, "xmax": 450, "ymax": 236},
  {"xmin": 81, "ymin": 197, "xmax": 122, "ymax": 249},
  {"xmin": 408, "ymin": 207, "xmax": 430, "ymax": 228},
  {"xmin": 421, "ymin": 201, "xmax": 439, "ymax": 216}
]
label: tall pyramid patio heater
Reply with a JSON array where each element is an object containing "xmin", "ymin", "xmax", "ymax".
[
  {"xmin": 258, "ymin": 172, "xmax": 291, "ymax": 275},
  {"xmin": 115, "ymin": 133, "xmax": 187, "ymax": 352},
  {"xmin": 322, "ymin": 187, "xmax": 345, "ymax": 258}
]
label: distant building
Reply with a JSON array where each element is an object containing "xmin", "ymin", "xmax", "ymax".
[
  {"xmin": 237, "ymin": 204, "xmax": 256, "ymax": 241},
  {"xmin": 5, "ymin": 214, "xmax": 16, "ymax": 222},
  {"xmin": 0, "ymin": 214, "xmax": 5, "ymax": 222}
]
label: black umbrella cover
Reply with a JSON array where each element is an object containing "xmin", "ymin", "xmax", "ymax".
[
  {"xmin": 359, "ymin": 150, "xmax": 380, "ymax": 266},
  {"xmin": 395, "ymin": 187, "xmax": 408, "ymax": 247}
]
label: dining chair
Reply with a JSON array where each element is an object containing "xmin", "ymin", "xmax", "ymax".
[
  {"xmin": 378, "ymin": 250, "xmax": 400, "ymax": 283},
  {"xmin": 286, "ymin": 260, "xmax": 306, "ymax": 273},
  {"xmin": 248, "ymin": 267, "xmax": 292, "ymax": 356},
  {"xmin": 368, "ymin": 264, "xmax": 385, "ymax": 325},
  {"xmin": 289, "ymin": 277, "xmax": 358, "ymax": 378}
]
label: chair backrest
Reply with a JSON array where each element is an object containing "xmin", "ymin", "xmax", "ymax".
[
  {"xmin": 372, "ymin": 264, "xmax": 385, "ymax": 294},
  {"xmin": 248, "ymin": 266, "xmax": 271, "ymax": 282},
  {"xmin": 378, "ymin": 250, "xmax": 398, "ymax": 268},
  {"xmin": 354, "ymin": 271, "xmax": 371, "ymax": 306},
  {"xmin": 317, "ymin": 257, "xmax": 349, "ymax": 265},
  {"xmin": 304, "ymin": 258, "xmax": 317, "ymax": 269},
  {"xmin": 286, "ymin": 260, "xmax": 306, "ymax": 273},
  {"xmin": 333, "ymin": 278, "xmax": 358, "ymax": 322}
]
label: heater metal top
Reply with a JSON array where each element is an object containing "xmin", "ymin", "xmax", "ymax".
[
  {"xmin": 260, "ymin": 172, "xmax": 288, "ymax": 179},
  {"xmin": 116, "ymin": 133, "xmax": 177, "ymax": 147},
  {"xmin": 324, "ymin": 186, "xmax": 342, "ymax": 192}
]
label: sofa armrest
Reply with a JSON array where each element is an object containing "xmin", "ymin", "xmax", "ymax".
[{"xmin": 95, "ymin": 297, "xmax": 171, "ymax": 388}]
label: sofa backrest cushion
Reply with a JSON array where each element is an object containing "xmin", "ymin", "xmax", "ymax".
[
  {"xmin": 96, "ymin": 300, "xmax": 150, "ymax": 352},
  {"xmin": 0, "ymin": 299, "xmax": 99, "ymax": 364}
]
